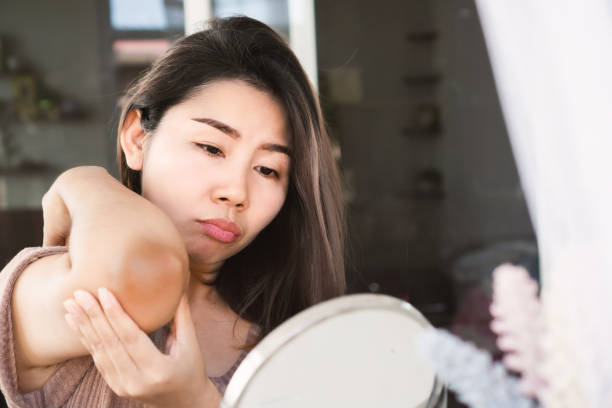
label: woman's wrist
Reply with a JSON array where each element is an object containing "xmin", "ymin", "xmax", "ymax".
[
  {"xmin": 55, "ymin": 165, "xmax": 171, "ymax": 251},
  {"xmin": 56, "ymin": 166, "xmax": 181, "ymax": 248},
  {"xmin": 56, "ymin": 166, "xmax": 134, "ymax": 219}
]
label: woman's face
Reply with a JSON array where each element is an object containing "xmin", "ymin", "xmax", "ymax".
[{"xmin": 136, "ymin": 80, "xmax": 291, "ymax": 276}]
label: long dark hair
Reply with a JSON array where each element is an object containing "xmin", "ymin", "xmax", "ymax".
[{"xmin": 116, "ymin": 16, "xmax": 346, "ymax": 344}]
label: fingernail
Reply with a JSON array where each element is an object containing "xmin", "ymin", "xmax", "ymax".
[
  {"xmin": 98, "ymin": 287, "xmax": 114, "ymax": 309},
  {"xmin": 63, "ymin": 299, "xmax": 79, "ymax": 315},
  {"xmin": 73, "ymin": 290, "xmax": 91, "ymax": 305}
]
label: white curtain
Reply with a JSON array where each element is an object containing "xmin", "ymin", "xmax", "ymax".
[{"xmin": 474, "ymin": 1, "xmax": 612, "ymax": 405}]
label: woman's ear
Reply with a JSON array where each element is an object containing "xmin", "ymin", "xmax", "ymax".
[{"xmin": 120, "ymin": 109, "xmax": 148, "ymax": 171}]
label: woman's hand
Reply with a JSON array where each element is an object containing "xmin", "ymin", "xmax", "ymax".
[
  {"xmin": 42, "ymin": 166, "xmax": 114, "ymax": 247},
  {"xmin": 63, "ymin": 288, "xmax": 221, "ymax": 408},
  {"xmin": 41, "ymin": 179, "xmax": 72, "ymax": 247},
  {"xmin": 41, "ymin": 166, "xmax": 119, "ymax": 247}
]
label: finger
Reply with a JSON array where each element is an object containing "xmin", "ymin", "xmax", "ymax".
[
  {"xmin": 97, "ymin": 287, "xmax": 166, "ymax": 371},
  {"xmin": 64, "ymin": 312, "xmax": 92, "ymax": 354},
  {"xmin": 63, "ymin": 297, "xmax": 122, "ymax": 383},
  {"xmin": 172, "ymin": 294, "xmax": 198, "ymax": 347},
  {"xmin": 167, "ymin": 294, "xmax": 202, "ymax": 363},
  {"xmin": 64, "ymin": 309, "xmax": 130, "ymax": 397},
  {"xmin": 70, "ymin": 291, "xmax": 141, "ymax": 386}
]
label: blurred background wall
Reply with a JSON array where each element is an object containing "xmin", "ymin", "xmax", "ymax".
[
  {"xmin": 315, "ymin": 0, "xmax": 535, "ymax": 331},
  {"xmin": 0, "ymin": 0, "xmax": 115, "ymax": 266}
]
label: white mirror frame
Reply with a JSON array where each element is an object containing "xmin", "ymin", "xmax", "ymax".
[{"xmin": 221, "ymin": 293, "xmax": 446, "ymax": 408}]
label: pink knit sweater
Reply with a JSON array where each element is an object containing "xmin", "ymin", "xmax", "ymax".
[{"xmin": 0, "ymin": 247, "xmax": 255, "ymax": 407}]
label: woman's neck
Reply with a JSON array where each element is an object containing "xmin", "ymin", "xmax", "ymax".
[{"xmin": 186, "ymin": 267, "xmax": 228, "ymax": 310}]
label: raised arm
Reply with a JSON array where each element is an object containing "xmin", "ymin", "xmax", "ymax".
[{"xmin": 11, "ymin": 166, "xmax": 189, "ymax": 391}]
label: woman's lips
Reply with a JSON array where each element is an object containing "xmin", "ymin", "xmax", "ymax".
[{"xmin": 198, "ymin": 219, "xmax": 242, "ymax": 243}]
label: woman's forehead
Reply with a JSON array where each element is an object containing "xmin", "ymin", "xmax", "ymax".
[{"xmin": 163, "ymin": 79, "xmax": 291, "ymax": 145}]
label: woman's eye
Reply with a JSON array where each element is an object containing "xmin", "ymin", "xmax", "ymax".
[
  {"xmin": 197, "ymin": 144, "xmax": 224, "ymax": 157},
  {"xmin": 256, "ymin": 166, "xmax": 279, "ymax": 178}
]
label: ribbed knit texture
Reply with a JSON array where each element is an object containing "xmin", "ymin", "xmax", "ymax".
[{"xmin": 0, "ymin": 247, "xmax": 256, "ymax": 407}]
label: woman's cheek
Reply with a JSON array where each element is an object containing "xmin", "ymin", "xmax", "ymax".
[{"xmin": 259, "ymin": 186, "xmax": 287, "ymax": 225}]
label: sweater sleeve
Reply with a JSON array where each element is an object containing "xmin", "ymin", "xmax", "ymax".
[{"xmin": 0, "ymin": 247, "xmax": 93, "ymax": 408}]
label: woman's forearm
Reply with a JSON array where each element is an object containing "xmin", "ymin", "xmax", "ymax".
[
  {"xmin": 55, "ymin": 166, "xmax": 136, "ymax": 221},
  {"xmin": 56, "ymin": 166, "xmax": 179, "ymax": 242}
]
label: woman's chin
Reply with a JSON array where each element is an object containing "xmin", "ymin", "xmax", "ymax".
[
  {"xmin": 188, "ymin": 248, "xmax": 224, "ymax": 264},
  {"xmin": 183, "ymin": 234, "xmax": 251, "ymax": 270}
]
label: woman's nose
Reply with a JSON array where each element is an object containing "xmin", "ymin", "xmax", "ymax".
[
  {"xmin": 216, "ymin": 194, "xmax": 247, "ymax": 208},
  {"xmin": 212, "ymin": 172, "xmax": 249, "ymax": 209}
]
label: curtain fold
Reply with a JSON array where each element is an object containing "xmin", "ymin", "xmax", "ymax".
[{"xmin": 474, "ymin": 1, "xmax": 612, "ymax": 405}]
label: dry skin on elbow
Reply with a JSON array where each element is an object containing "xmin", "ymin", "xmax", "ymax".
[{"xmin": 115, "ymin": 246, "xmax": 188, "ymax": 332}]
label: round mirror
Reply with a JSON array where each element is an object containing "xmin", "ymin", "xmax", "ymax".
[{"xmin": 221, "ymin": 293, "xmax": 446, "ymax": 407}]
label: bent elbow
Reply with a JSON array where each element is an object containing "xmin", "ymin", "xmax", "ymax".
[{"xmin": 114, "ymin": 241, "xmax": 189, "ymax": 332}]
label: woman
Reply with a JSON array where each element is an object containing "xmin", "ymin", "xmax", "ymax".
[{"xmin": 0, "ymin": 16, "xmax": 345, "ymax": 407}]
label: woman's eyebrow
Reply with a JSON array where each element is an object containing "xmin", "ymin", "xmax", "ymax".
[
  {"xmin": 192, "ymin": 117, "xmax": 240, "ymax": 139},
  {"xmin": 261, "ymin": 143, "xmax": 292, "ymax": 157},
  {"xmin": 192, "ymin": 117, "xmax": 292, "ymax": 157}
]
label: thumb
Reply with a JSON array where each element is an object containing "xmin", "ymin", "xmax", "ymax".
[{"xmin": 167, "ymin": 294, "xmax": 199, "ymax": 357}]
